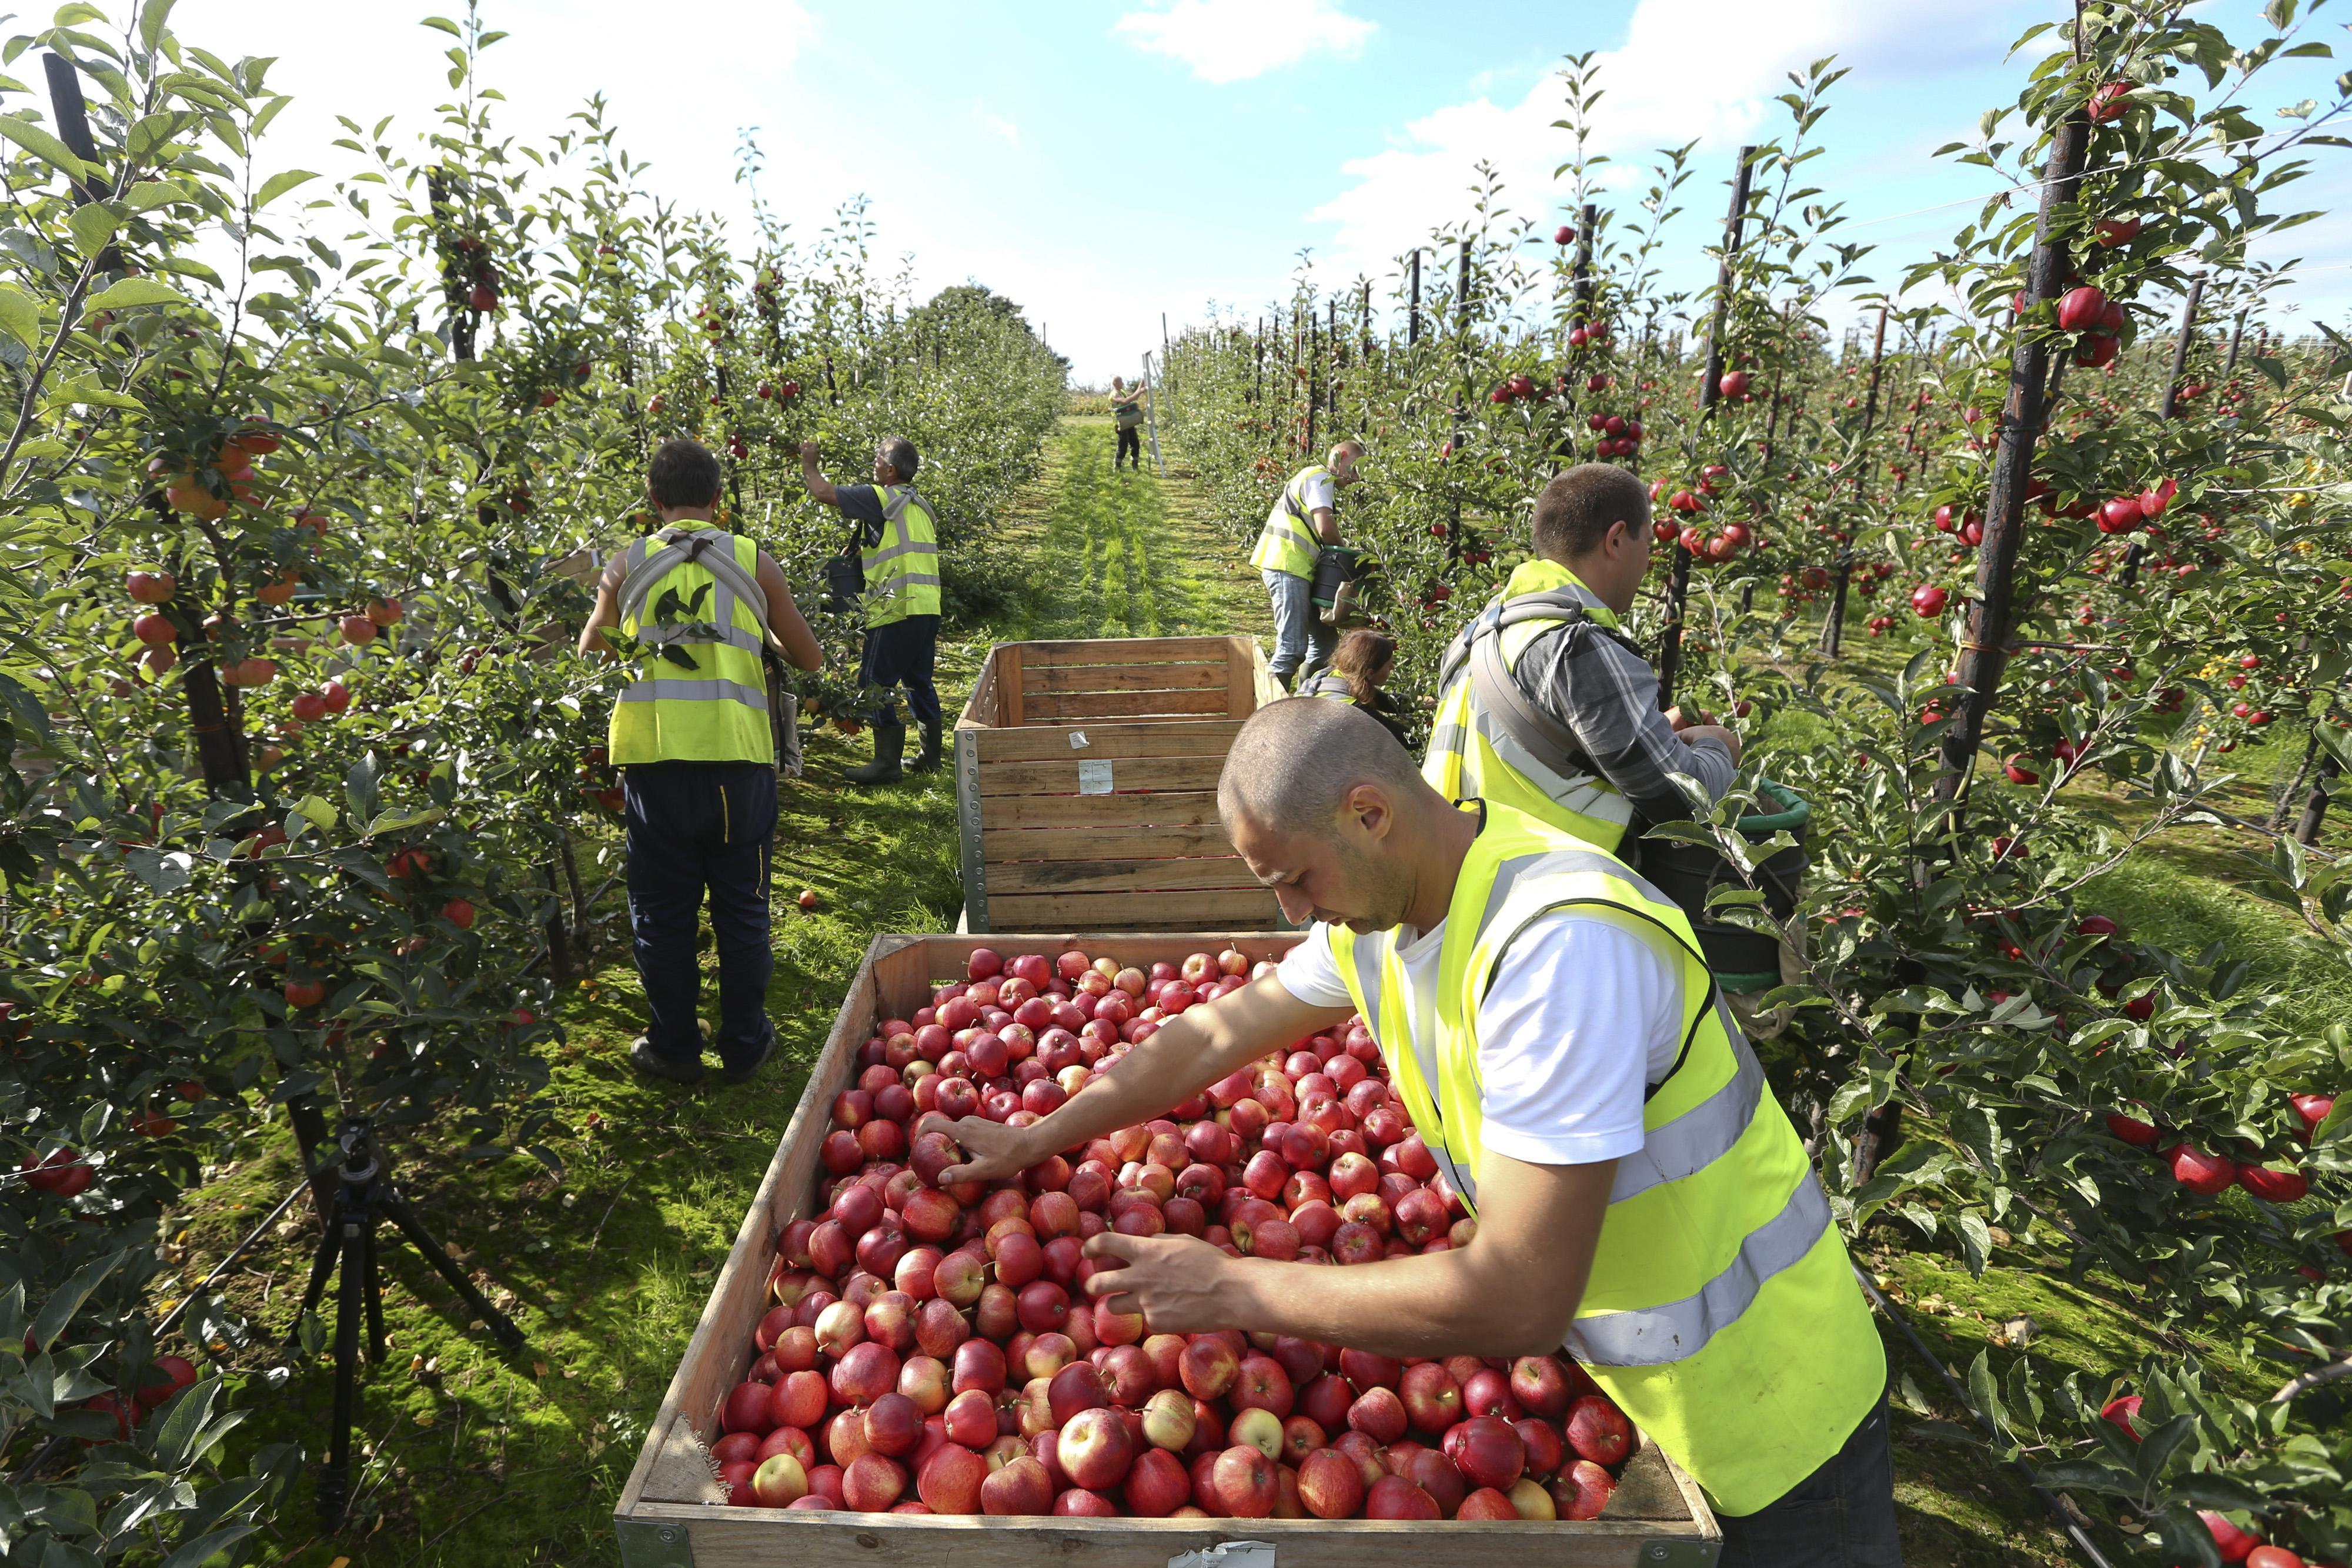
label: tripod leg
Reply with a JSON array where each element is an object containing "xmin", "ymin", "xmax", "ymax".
[
  {"xmin": 284, "ymin": 1208, "xmax": 345, "ymax": 1349},
  {"xmin": 360, "ymin": 1221, "xmax": 387, "ymax": 1364},
  {"xmin": 379, "ymin": 1191, "xmax": 526, "ymax": 1350},
  {"xmin": 317, "ymin": 1213, "xmax": 365, "ymax": 1529}
]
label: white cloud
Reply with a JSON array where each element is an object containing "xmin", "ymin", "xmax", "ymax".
[
  {"xmin": 1113, "ymin": 0, "xmax": 1374, "ymax": 84},
  {"xmin": 983, "ymin": 113, "xmax": 1020, "ymax": 146},
  {"xmin": 1303, "ymin": 0, "xmax": 2023, "ymax": 283}
]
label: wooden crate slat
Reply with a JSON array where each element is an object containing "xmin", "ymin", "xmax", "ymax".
[
  {"xmin": 620, "ymin": 1503, "xmax": 1709, "ymax": 1565},
  {"xmin": 972, "ymin": 720, "xmax": 1244, "ymax": 764},
  {"xmin": 1021, "ymin": 687, "xmax": 1230, "ymax": 721},
  {"xmin": 1020, "ymin": 636, "xmax": 1240, "ymax": 668},
  {"xmin": 981, "ymin": 820, "xmax": 1238, "ymax": 864},
  {"xmin": 985, "ymin": 855, "xmax": 1264, "ymax": 895},
  {"xmin": 978, "ymin": 790, "xmax": 1224, "ymax": 831},
  {"xmin": 977, "ymin": 754, "xmax": 1228, "ymax": 797},
  {"xmin": 1020, "ymin": 660, "xmax": 1227, "ymax": 695},
  {"xmin": 985, "ymin": 890, "xmax": 1284, "ymax": 928}
]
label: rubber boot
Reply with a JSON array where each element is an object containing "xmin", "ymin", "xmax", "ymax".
[
  {"xmin": 845, "ymin": 714, "xmax": 906, "ymax": 785},
  {"xmin": 909, "ymin": 716, "xmax": 943, "ymax": 774}
]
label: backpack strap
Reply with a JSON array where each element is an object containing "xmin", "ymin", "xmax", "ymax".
[
  {"xmin": 615, "ymin": 528, "xmax": 773, "ymax": 645},
  {"xmin": 1445, "ymin": 587, "xmax": 1648, "ymax": 782}
]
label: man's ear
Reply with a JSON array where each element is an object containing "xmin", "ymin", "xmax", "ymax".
[{"xmin": 1344, "ymin": 782, "xmax": 1395, "ymax": 844}]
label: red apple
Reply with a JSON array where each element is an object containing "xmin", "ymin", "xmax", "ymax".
[
  {"xmin": 1046, "ymin": 1361, "xmax": 1108, "ymax": 1426},
  {"xmin": 1366, "ymin": 1473, "xmax": 1440, "ymax": 1520},
  {"xmin": 1553, "ymin": 1457, "xmax": 1616, "ymax": 1519},
  {"xmin": 1565, "ymin": 1394, "xmax": 1632, "ymax": 1466},
  {"xmin": 1180, "ymin": 1336, "xmax": 1241, "ymax": 1399},
  {"xmin": 722, "ymin": 1381, "xmax": 775, "ymax": 1435},
  {"xmin": 1125, "ymin": 1446, "xmax": 1193, "ymax": 1516},
  {"xmin": 1231, "ymin": 1353, "xmax": 1295, "ymax": 1418},
  {"xmin": 1400, "ymin": 1362, "xmax": 1462, "ymax": 1435},
  {"xmin": 1451, "ymin": 1415, "xmax": 1526, "ymax": 1491},
  {"xmin": 979, "ymin": 1455, "xmax": 1053, "ymax": 1515},
  {"xmin": 1297, "ymin": 1445, "xmax": 1367, "ymax": 1519},
  {"xmin": 1057, "ymin": 1405, "xmax": 1136, "ymax": 1490},
  {"xmin": 1347, "ymin": 1386, "xmax": 1408, "ymax": 1445},
  {"xmin": 841, "ymin": 1451, "xmax": 906, "ymax": 1511},
  {"xmin": 1458, "ymin": 1485, "xmax": 1518, "ymax": 1520},
  {"xmin": 1213, "ymin": 1445, "xmax": 1278, "ymax": 1518},
  {"xmin": 917, "ymin": 1442, "xmax": 988, "ymax": 1514}
]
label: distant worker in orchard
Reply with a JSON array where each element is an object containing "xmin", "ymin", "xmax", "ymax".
[
  {"xmin": 1425, "ymin": 463, "xmax": 1739, "ymax": 852},
  {"xmin": 1299, "ymin": 627, "xmax": 1411, "ymax": 750},
  {"xmin": 1252, "ymin": 439, "xmax": 1360, "ymax": 688},
  {"xmin": 1110, "ymin": 375, "xmax": 1148, "ymax": 471},
  {"xmin": 931, "ymin": 698, "xmax": 1896, "ymax": 1558},
  {"xmin": 578, "ymin": 437, "xmax": 824, "ymax": 1085},
  {"xmin": 799, "ymin": 436, "xmax": 942, "ymax": 784}
]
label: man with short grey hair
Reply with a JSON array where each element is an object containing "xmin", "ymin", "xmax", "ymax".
[
  {"xmin": 800, "ymin": 435, "xmax": 942, "ymax": 783},
  {"xmin": 930, "ymin": 697, "xmax": 1896, "ymax": 1561}
]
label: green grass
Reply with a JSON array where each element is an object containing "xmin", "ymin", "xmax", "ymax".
[{"xmin": 166, "ymin": 433, "xmax": 2333, "ymax": 1564}]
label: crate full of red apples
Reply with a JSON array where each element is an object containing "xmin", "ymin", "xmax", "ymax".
[{"xmin": 614, "ymin": 932, "xmax": 1720, "ymax": 1566}]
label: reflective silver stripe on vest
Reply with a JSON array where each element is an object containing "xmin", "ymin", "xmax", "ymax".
[
  {"xmin": 868, "ymin": 487, "xmax": 938, "ymax": 602},
  {"xmin": 1568, "ymin": 1174, "xmax": 1833, "ymax": 1368},
  {"xmin": 617, "ymin": 677, "xmax": 770, "ymax": 711},
  {"xmin": 1341, "ymin": 930, "xmax": 1483, "ymax": 1206},
  {"xmin": 1466, "ymin": 706, "xmax": 1635, "ymax": 825},
  {"xmin": 1610, "ymin": 1034, "xmax": 1765, "ymax": 1202}
]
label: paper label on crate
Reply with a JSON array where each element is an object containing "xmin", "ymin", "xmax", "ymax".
[
  {"xmin": 1077, "ymin": 759, "xmax": 1115, "ymax": 794},
  {"xmin": 1068, "ymin": 730, "xmax": 1090, "ymax": 749},
  {"xmin": 1167, "ymin": 1544, "xmax": 1275, "ymax": 1568}
]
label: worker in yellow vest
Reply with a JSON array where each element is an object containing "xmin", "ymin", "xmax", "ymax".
[
  {"xmin": 1425, "ymin": 463, "xmax": 1740, "ymax": 852},
  {"xmin": 800, "ymin": 436, "xmax": 942, "ymax": 784},
  {"xmin": 1251, "ymin": 440, "xmax": 1360, "ymax": 687},
  {"xmin": 931, "ymin": 697, "xmax": 1894, "ymax": 1557},
  {"xmin": 579, "ymin": 438, "xmax": 824, "ymax": 1084}
]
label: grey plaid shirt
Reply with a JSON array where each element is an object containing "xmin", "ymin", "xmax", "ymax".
[{"xmin": 1505, "ymin": 601, "xmax": 1735, "ymax": 824}]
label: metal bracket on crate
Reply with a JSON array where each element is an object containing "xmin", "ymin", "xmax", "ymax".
[
  {"xmin": 614, "ymin": 1518, "xmax": 696, "ymax": 1568},
  {"xmin": 1636, "ymin": 1540, "xmax": 1722, "ymax": 1568},
  {"xmin": 953, "ymin": 727, "xmax": 988, "ymax": 933}
]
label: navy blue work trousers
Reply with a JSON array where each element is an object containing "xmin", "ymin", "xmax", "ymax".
[{"xmin": 622, "ymin": 761, "xmax": 775, "ymax": 1072}]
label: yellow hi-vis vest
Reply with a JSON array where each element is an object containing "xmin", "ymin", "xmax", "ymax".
[
  {"xmin": 1326, "ymin": 801, "xmax": 1884, "ymax": 1517},
  {"xmin": 1422, "ymin": 558, "xmax": 1637, "ymax": 851},
  {"xmin": 607, "ymin": 529, "xmax": 773, "ymax": 765},
  {"xmin": 861, "ymin": 484, "xmax": 940, "ymax": 628},
  {"xmin": 1249, "ymin": 465, "xmax": 1330, "ymax": 580}
]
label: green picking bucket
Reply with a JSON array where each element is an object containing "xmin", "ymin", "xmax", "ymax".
[{"xmin": 1638, "ymin": 779, "xmax": 1810, "ymax": 993}]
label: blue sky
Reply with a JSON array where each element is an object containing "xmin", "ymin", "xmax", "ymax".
[{"xmin": 172, "ymin": 0, "xmax": 2350, "ymax": 383}]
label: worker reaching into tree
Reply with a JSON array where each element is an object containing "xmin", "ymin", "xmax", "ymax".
[
  {"xmin": 799, "ymin": 436, "xmax": 943, "ymax": 784},
  {"xmin": 1252, "ymin": 440, "xmax": 1360, "ymax": 688},
  {"xmin": 1424, "ymin": 463, "xmax": 1740, "ymax": 854},
  {"xmin": 577, "ymin": 437, "xmax": 824, "ymax": 1085},
  {"xmin": 1110, "ymin": 375, "xmax": 1147, "ymax": 471},
  {"xmin": 931, "ymin": 697, "xmax": 1897, "ymax": 1562}
]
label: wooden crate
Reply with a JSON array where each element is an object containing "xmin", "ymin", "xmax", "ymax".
[
  {"xmin": 613, "ymin": 932, "xmax": 1724, "ymax": 1568},
  {"xmin": 953, "ymin": 637, "xmax": 1288, "ymax": 934}
]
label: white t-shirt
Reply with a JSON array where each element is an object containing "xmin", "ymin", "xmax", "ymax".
[
  {"xmin": 1295, "ymin": 470, "xmax": 1336, "ymax": 514},
  {"xmin": 1277, "ymin": 912, "xmax": 1682, "ymax": 1167}
]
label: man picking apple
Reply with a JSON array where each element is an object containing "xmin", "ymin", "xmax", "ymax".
[
  {"xmin": 800, "ymin": 436, "xmax": 942, "ymax": 783},
  {"xmin": 932, "ymin": 697, "xmax": 1895, "ymax": 1563},
  {"xmin": 1251, "ymin": 440, "xmax": 1359, "ymax": 688},
  {"xmin": 1110, "ymin": 375, "xmax": 1147, "ymax": 471},
  {"xmin": 1425, "ymin": 462, "xmax": 1740, "ymax": 851}
]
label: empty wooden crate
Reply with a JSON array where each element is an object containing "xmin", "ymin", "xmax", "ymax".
[
  {"xmin": 613, "ymin": 931, "xmax": 1724, "ymax": 1567},
  {"xmin": 953, "ymin": 636, "xmax": 1286, "ymax": 933}
]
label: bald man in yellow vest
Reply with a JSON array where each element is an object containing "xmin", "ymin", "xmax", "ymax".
[{"xmin": 931, "ymin": 698, "xmax": 1895, "ymax": 1563}]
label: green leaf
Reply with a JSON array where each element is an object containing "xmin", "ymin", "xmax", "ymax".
[
  {"xmin": 1966, "ymin": 1350, "xmax": 2010, "ymax": 1437},
  {"xmin": 420, "ymin": 15, "xmax": 463, "ymax": 35},
  {"xmin": 140, "ymin": 0, "xmax": 178, "ymax": 54},
  {"xmin": 33, "ymin": 1250, "xmax": 127, "ymax": 1352},
  {"xmin": 0, "ymin": 114, "xmax": 92, "ymax": 177},
  {"xmin": 293, "ymin": 793, "xmax": 338, "ymax": 831},
  {"xmin": 2253, "ymin": 355, "xmax": 2287, "ymax": 388},
  {"xmin": 2135, "ymin": 1412, "xmax": 2197, "ymax": 1484},
  {"xmin": 252, "ymin": 168, "xmax": 316, "ymax": 209},
  {"xmin": 0, "ymin": 282, "xmax": 39, "ymax": 350},
  {"xmin": 82, "ymin": 278, "xmax": 189, "ymax": 312},
  {"xmin": 65, "ymin": 203, "xmax": 117, "ymax": 256},
  {"xmin": 161, "ymin": 1526, "xmax": 259, "ymax": 1568}
]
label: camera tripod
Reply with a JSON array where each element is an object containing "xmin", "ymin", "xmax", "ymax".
[{"xmin": 285, "ymin": 1116, "xmax": 527, "ymax": 1527}]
